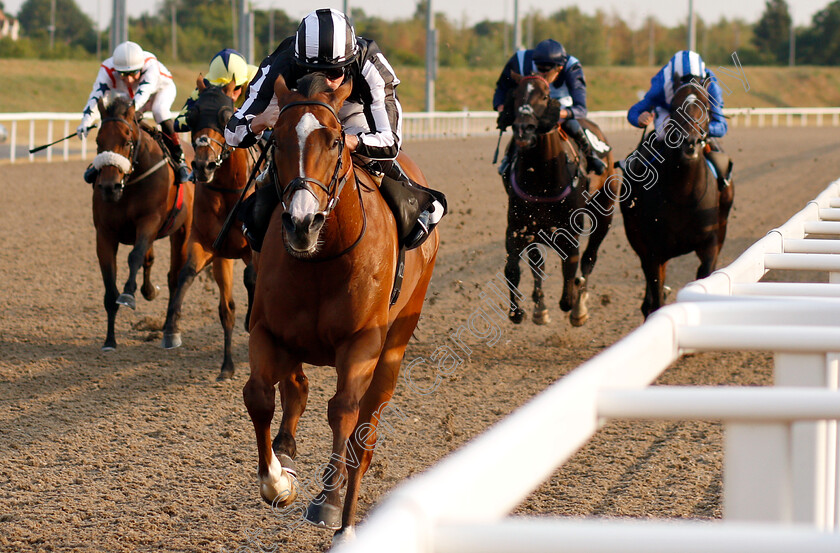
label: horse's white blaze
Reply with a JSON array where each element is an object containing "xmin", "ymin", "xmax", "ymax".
[
  {"xmin": 288, "ymin": 189, "xmax": 320, "ymax": 223},
  {"xmin": 260, "ymin": 450, "xmax": 297, "ymax": 506},
  {"xmin": 295, "ymin": 112, "xmax": 326, "ymax": 176}
]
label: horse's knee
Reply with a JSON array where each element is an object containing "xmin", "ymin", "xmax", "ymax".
[
  {"xmin": 243, "ymin": 377, "xmax": 275, "ymax": 416},
  {"xmin": 327, "ymin": 396, "xmax": 360, "ymax": 432}
]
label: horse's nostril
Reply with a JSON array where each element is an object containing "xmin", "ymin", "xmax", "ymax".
[
  {"xmin": 281, "ymin": 212, "xmax": 295, "ymax": 234},
  {"xmin": 310, "ymin": 213, "xmax": 326, "ymax": 232}
]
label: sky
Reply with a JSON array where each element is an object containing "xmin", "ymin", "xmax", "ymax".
[{"xmin": 1, "ymin": 0, "xmax": 833, "ymax": 33}]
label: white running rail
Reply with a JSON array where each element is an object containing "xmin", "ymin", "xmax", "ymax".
[
  {"xmin": 332, "ymin": 177, "xmax": 840, "ymax": 552},
  {"xmin": 3, "ymin": 107, "xmax": 840, "ymax": 163}
]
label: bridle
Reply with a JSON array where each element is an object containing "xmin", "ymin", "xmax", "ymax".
[
  {"xmin": 192, "ymin": 132, "xmax": 231, "ymax": 170},
  {"xmin": 273, "ymin": 100, "xmax": 351, "ymax": 217},
  {"xmin": 271, "ymin": 99, "xmax": 366, "ymax": 262},
  {"xmin": 95, "ymin": 116, "xmax": 139, "ymax": 190},
  {"xmin": 671, "ymin": 83, "xmax": 710, "ymax": 151},
  {"xmin": 95, "ymin": 115, "xmax": 167, "ymax": 189}
]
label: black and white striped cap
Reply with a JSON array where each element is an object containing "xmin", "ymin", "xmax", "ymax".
[{"xmin": 294, "ymin": 8, "xmax": 358, "ymax": 69}]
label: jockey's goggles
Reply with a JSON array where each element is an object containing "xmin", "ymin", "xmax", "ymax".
[
  {"xmin": 535, "ymin": 62, "xmax": 558, "ymax": 73},
  {"xmin": 321, "ymin": 66, "xmax": 347, "ymax": 81},
  {"xmin": 117, "ymin": 69, "xmax": 140, "ymax": 77}
]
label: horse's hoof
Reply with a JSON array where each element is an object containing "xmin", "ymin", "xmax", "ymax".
[
  {"xmin": 333, "ymin": 526, "xmax": 356, "ymax": 546},
  {"xmin": 304, "ymin": 499, "xmax": 342, "ymax": 530},
  {"xmin": 570, "ymin": 290, "xmax": 590, "ymax": 327},
  {"xmin": 161, "ymin": 332, "xmax": 182, "ymax": 349},
  {"xmin": 116, "ymin": 293, "xmax": 136, "ymax": 310},
  {"xmin": 570, "ymin": 312, "xmax": 589, "ymax": 327},
  {"xmin": 142, "ymin": 284, "xmax": 159, "ymax": 301},
  {"xmin": 260, "ymin": 453, "xmax": 298, "ymax": 508},
  {"xmin": 101, "ymin": 344, "xmax": 116, "ymax": 352},
  {"xmin": 532, "ymin": 309, "xmax": 551, "ymax": 325},
  {"xmin": 216, "ymin": 369, "xmax": 234, "ymax": 382},
  {"xmin": 509, "ymin": 308, "xmax": 525, "ymax": 324}
]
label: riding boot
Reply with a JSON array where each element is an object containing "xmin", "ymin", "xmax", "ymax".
[
  {"xmin": 498, "ymin": 142, "xmax": 516, "ymax": 177},
  {"xmin": 238, "ymin": 176, "xmax": 279, "ymax": 252},
  {"xmin": 379, "ymin": 160, "xmax": 447, "ymax": 250},
  {"xmin": 84, "ymin": 164, "xmax": 99, "ymax": 184},
  {"xmin": 705, "ymin": 138, "xmax": 733, "ymax": 190},
  {"xmin": 160, "ymin": 119, "xmax": 191, "ymax": 183},
  {"xmin": 562, "ymin": 119, "xmax": 607, "ymax": 175}
]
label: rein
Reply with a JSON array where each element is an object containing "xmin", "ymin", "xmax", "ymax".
[
  {"xmin": 272, "ymin": 99, "xmax": 366, "ymax": 262},
  {"xmin": 509, "ymin": 125, "xmax": 580, "ymax": 204}
]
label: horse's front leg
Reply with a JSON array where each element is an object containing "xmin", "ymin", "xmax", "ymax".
[
  {"xmin": 305, "ymin": 331, "xmax": 382, "ymax": 530},
  {"xmin": 162, "ymin": 240, "xmax": 213, "ymax": 350},
  {"xmin": 116, "ymin": 232, "xmax": 152, "ymax": 310},
  {"xmin": 213, "ymin": 256, "xmax": 237, "ymax": 381},
  {"xmin": 558, "ymin": 247, "xmax": 580, "ymax": 313},
  {"xmin": 140, "ymin": 244, "xmax": 158, "ymax": 301},
  {"xmin": 695, "ymin": 241, "xmax": 720, "ymax": 280},
  {"xmin": 95, "ymin": 231, "xmax": 120, "ymax": 351},
  {"xmin": 504, "ymin": 230, "xmax": 526, "ymax": 324},
  {"xmin": 243, "ymin": 261, "xmax": 257, "ymax": 332},
  {"xmin": 338, "ymin": 252, "xmax": 437, "ymax": 542},
  {"xmin": 641, "ymin": 258, "xmax": 667, "ymax": 318},
  {"xmin": 524, "ymin": 243, "xmax": 550, "ymax": 325},
  {"xmin": 243, "ymin": 321, "xmax": 300, "ymax": 508}
]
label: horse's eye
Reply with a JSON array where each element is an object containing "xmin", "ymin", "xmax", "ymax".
[{"xmin": 333, "ymin": 137, "xmax": 341, "ymax": 149}]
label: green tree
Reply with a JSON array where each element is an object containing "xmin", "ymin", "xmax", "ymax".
[
  {"xmin": 17, "ymin": 0, "xmax": 96, "ymax": 54},
  {"xmin": 797, "ymin": 1, "xmax": 840, "ymax": 65},
  {"xmin": 752, "ymin": 0, "xmax": 791, "ymax": 64}
]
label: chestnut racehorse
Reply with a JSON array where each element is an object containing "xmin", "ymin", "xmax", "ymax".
[
  {"xmin": 242, "ymin": 73, "xmax": 439, "ymax": 540},
  {"xmin": 162, "ymin": 78, "xmax": 258, "ymax": 381},
  {"xmin": 91, "ymin": 92, "xmax": 194, "ymax": 351},
  {"xmin": 503, "ymin": 73, "xmax": 618, "ymax": 326},
  {"xmin": 621, "ymin": 78, "xmax": 734, "ymax": 317}
]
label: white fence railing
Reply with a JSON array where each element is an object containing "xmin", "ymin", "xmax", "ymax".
[
  {"xmin": 332, "ymin": 177, "xmax": 840, "ymax": 553},
  {"xmin": 2, "ymin": 107, "xmax": 840, "ymax": 163}
]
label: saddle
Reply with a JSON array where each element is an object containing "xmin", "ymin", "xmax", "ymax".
[{"xmin": 139, "ymin": 121, "xmax": 183, "ymax": 179}]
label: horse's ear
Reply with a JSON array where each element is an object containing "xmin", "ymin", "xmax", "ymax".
[
  {"xmin": 274, "ymin": 74, "xmax": 290, "ymax": 98},
  {"xmin": 197, "ymin": 74, "xmax": 206, "ymax": 90},
  {"xmin": 331, "ymin": 78, "xmax": 353, "ymax": 110},
  {"xmin": 511, "ymin": 71, "xmax": 523, "ymax": 84}
]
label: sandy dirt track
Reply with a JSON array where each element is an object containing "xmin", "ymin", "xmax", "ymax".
[{"xmin": 2, "ymin": 126, "xmax": 840, "ymax": 552}]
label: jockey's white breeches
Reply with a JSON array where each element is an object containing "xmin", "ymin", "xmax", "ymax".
[{"xmin": 136, "ymin": 80, "xmax": 177, "ymax": 124}]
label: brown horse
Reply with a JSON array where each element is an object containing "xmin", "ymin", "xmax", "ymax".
[
  {"xmin": 91, "ymin": 92, "xmax": 194, "ymax": 351},
  {"xmin": 502, "ymin": 73, "xmax": 618, "ymax": 326},
  {"xmin": 162, "ymin": 78, "xmax": 257, "ymax": 381},
  {"xmin": 621, "ymin": 78, "xmax": 735, "ymax": 317},
  {"xmin": 241, "ymin": 73, "xmax": 439, "ymax": 539}
]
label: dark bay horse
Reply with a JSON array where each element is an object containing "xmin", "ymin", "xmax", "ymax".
[
  {"xmin": 91, "ymin": 92, "xmax": 194, "ymax": 351},
  {"xmin": 242, "ymin": 74, "xmax": 439, "ymax": 540},
  {"xmin": 503, "ymin": 73, "xmax": 618, "ymax": 326},
  {"xmin": 621, "ymin": 78, "xmax": 735, "ymax": 317},
  {"xmin": 162, "ymin": 78, "xmax": 257, "ymax": 381}
]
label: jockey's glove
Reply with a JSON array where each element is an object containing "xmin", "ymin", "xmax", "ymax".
[{"xmin": 76, "ymin": 123, "xmax": 90, "ymax": 140}]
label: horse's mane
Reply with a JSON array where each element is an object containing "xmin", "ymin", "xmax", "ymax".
[
  {"xmin": 99, "ymin": 91, "xmax": 134, "ymax": 118},
  {"xmin": 673, "ymin": 77, "xmax": 711, "ymax": 107},
  {"xmin": 538, "ymin": 98, "xmax": 562, "ymax": 133},
  {"xmin": 296, "ymin": 73, "xmax": 336, "ymax": 98}
]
